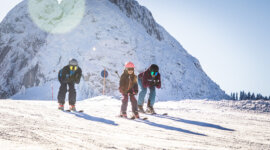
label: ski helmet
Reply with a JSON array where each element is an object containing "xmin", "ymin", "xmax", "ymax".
[
  {"xmin": 125, "ymin": 62, "xmax": 135, "ymax": 68},
  {"xmin": 69, "ymin": 59, "xmax": 78, "ymax": 66},
  {"xmin": 150, "ymin": 64, "xmax": 159, "ymax": 72}
]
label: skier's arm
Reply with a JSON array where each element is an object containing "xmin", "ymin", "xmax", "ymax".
[
  {"xmin": 134, "ymin": 82, "xmax": 138, "ymax": 94},
  {"xmin": 155, "ymin": 74, "xmax": 161, "ymax": 89},
  {"xmin": 74, "ymin": 68, "xmax": 82, "ymax": 84},
  {"xmin": 142, "ymin": 72, "xmax": 148, "ymax": 88},
  {"xmin": 61, "ymin": 67, "xmax": 70, "ymax": 83},
  {"xmin": 119, "ymin": 74, "xmax": 126, "ymax": 94},
  {"xmin": 58, "ymin": 70, "xmax": 62, "ymax": 82},
  {"xmin": 131, "ymin": 76, "xmax": 139, "ymax": 95}
]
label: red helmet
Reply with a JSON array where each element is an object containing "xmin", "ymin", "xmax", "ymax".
[{"xmin": 125, "ymin": 62, "xmax": 135, "ymax": 68}]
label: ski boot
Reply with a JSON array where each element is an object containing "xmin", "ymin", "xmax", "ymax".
[
  {"xmin": 120, "ymin": 111, "xmax": 127, "ymax": 118},
  {"xmin": 146, "ymin": 106, "xmax": 156, "ymax": 114},
  {"xmin": 138, "ymin": 105, "xmax": 145, "ymax": 113},
  {"xmin": 58, "ymin": 103, "xmax": 64, "ymax": 111},
  {"xmin": 131, "ymin": 111, "xmax": 140, "ymax": 119},
  {"xmin": 69, "ymin": 105, "xmax": 76, "ymax": 111}
]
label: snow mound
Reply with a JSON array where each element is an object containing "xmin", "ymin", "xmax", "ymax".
[{"xmin": 213, "ymin": 100, "xmax": 270, "ymax": 113}]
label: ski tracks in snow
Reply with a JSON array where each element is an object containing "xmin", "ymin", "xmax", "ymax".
[{"xmin": 0, "ymin": 97, "xmax": 270, "ymax": 149}]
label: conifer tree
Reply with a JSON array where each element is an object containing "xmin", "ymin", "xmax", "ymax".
[{"xmin": 251, "ymin": 93, "xmax": 255, "ymax": 100}]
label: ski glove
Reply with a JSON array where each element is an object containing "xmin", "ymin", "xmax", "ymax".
[
  {"xmin": 151, "ymin": 79, "xmax": 160, "ymax": 87},
  {"xmin": 130, "ymin": 91, "xmax": 137, "ymax": 95},
  {"xmin": 74, "ymin": 73, "xmax": 81, "ymax": 84}
]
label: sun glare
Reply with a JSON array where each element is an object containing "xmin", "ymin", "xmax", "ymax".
[{"xmin": 28, "ymin": 0, "xmax": 85, "ymax": 34}]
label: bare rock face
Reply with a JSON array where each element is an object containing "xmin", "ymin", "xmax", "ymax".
[{"xmin": 109, "ymin": 0, "xmax": 163, "ymax": 41}]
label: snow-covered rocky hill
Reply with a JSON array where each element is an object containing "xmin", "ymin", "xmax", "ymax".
[
  {"xmin": 0, "ymin": 96, "xmax": 269, "ymax": 149},
  {"xmin": 0, "ymin": 0, "xmax": 228, "ymax": 100}
]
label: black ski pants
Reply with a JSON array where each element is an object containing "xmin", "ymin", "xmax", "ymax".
[{"xmin": 57, "ymin": 82, "xmax": 76, "ymax": 105}]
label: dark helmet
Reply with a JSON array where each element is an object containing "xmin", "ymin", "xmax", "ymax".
[
  {"xmin": 69, "ymin": 58, "xmax": 78, "ymax": 66},
  {"xmin": 150, "ymin": 64, "xmax": 159, "ymax": 72}
]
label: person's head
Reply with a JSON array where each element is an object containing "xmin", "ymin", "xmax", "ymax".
[
  {"xmin": 125, "ymin": 62, "xmax": 135, "ymax": 75},
  {"xmin": 69, "ymin": 58, "xmax": 78, "ymax": 71},
  {"xmin": 149, "ymin": 64, "xmax": 159, "ymax": 77}
]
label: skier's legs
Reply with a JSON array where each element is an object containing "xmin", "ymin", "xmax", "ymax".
[
  {"xmin": 121, "ymin": 94, "xmax": 128, "ymax": 113},
  {"xmin": 138, "ymin": 78, "xmax": 147, "ymax": 106},
  {"xmin": 130, "ymin": 95, "xmax": 138, "ymax": 114},
  {"xmin": 58, "ymin": 83, "xmax": 67, "ymax": 104},
  {"xmin": 148, "ymin": 86, "xmax": 156, "ymax": 107},
  {"xmin": 68, "ymin": 83, "xmax": 76, "ymax": 105}
]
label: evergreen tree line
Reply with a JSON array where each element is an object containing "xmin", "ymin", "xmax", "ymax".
[{"xmin": 230, "ymin": 91, "xmax": 270, "ymax": 100}]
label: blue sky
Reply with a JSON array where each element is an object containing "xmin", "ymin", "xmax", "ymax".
[
  {"xmin": 0, "ymin": 0, "xmax": 269, "ymax": 96},
  {"xmin": 0, "ymin": 0, "xmax": 22, "ymax": 22},
  {"xmin": 137, "ymin": 0, "xmax": 270, "ymax": 96}
]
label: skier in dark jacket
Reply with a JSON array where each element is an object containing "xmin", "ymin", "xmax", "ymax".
[
  {"xmin": 57, "ymin": 59, "xmax": 82, "ymax": 111},
  {"xmin": 138, "ymin": 64, "xmax": 161, "ymax": 114},
  {"xmin": 119, "ymin": 62, "xmax": 139, "ymax": 118}
]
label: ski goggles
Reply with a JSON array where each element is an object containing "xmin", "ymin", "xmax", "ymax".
[
  {"xmin": 70, "ymin": 65, "xmax": 78, "ymax": 71},
  {"xmin": 127, "ymin": 68, "xmax": 134, "ymax": 71},
  {"xmin": 151, "ymin": 71, "xmax": 158, "ymax": 76}
]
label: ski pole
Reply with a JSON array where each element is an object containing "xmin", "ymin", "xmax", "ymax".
[
  {"xmin": 115, "ymin": 71, "xmax": 120, "ymax": 79},
  {"xmin": 51, "ymin": 84, "xmax": 53, "ymax": 101},
  {"xmin": 103, "ymin": 68, "xmax": 106, "ymax": 95}
]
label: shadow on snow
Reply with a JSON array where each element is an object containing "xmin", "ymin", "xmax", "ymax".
[
  {"xmin": 65, "ymin": 111, "xmax": 118, "ymax": 126},
  {"xmin": 135, "ymin": 119, "xmax": 207, "ymax": 136},
  {"xmin": 149, "ymin": 114, "xmax": 235, "ymax": 131}
]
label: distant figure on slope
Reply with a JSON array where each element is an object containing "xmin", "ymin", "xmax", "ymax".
[
  {"xmin": 138, "ymin": 64, "xmax": 161, "ymax": 114},
  {"xmin": 119, "ymin": 62, "xmax": 139, "ymax": 119},
  {"xmin": 57, "ymin": 59, "xmax": 82, "ymax": 111}
]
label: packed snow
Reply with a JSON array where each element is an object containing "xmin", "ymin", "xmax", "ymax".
[
  {"xmin": 0, "ymin": 96, "xmax": 269, "ymax": 150},
  {"xmin": 1, "ymin": 1, "xmax": 269, "ymax": 149}
]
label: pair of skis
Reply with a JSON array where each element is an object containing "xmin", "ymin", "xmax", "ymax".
[
  {"xmin": 142, "ymin": 112, "xmax": 168, "ymax": 118},
  {"xmin": 118, "ymin": 112, "xmax": 168, "ymax": 120},
  {"xmin": 60, "ymin": 109, "xmax": 168, "ymax": 120},
  {"xmin": 62, "ymin": 109, "xmax": 84, "ymax": 113},
  {"xmin": 155, "ymin": 112, "xmax": 168, "ymax": 116},
  {"xmin": 140, "ymin": 110, "xmax": 168, "ymax": 116},
  {"xmin": 118, "ymin": 115, "xmax": 148, "ymax": 120}
]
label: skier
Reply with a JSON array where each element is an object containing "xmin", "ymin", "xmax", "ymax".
[
  {"xmin": 119, "ymin": 62, "xmax": 139, "ymax": 119},
  {"xmin": 57, "ymin": 59, "xmax": 82, "ymax": 111},
  {"xmin": 138, "ymin": 64, "xmax": 161, "ymax": 114}
]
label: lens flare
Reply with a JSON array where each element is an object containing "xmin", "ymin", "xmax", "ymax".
[
  {"xmin": 57, "ymin": 0, "xmax": 63, "ymax": 4},
  {"xmin": 28, "ymin": 0, "xmax": 85, "ymax": 34}
]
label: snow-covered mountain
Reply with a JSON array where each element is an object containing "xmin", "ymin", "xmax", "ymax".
[{"xmin": 0, "ymin": 0, "xmax": 228, "ymax": 100}]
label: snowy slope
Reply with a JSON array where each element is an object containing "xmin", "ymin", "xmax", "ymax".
[
  {"xmin": 0, "ymin": 0, "xmax": 228, "ymax": 100},
  {"xmin": 0, "ymin": 96, "xmax": 269, "ymax": 150}
]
